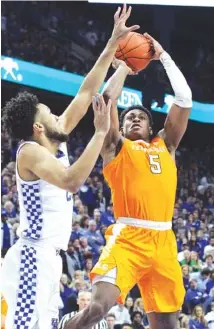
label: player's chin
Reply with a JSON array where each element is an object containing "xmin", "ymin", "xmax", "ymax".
[{"xmin": 127, "ymin": 129, "xmax": 144, "ymax": 141}]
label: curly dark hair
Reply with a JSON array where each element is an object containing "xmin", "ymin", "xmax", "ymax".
[
  {"xmin": 119, "ymin": 104, "xmax": 153, "ymax": 128},
  {"xmin": 2, "ymin": 91, "xmax": 39, "ymax": 140}
]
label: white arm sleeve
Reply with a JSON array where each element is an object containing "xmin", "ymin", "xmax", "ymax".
[{"xmin": 160, "ymin": 51, "xmax": 192, "ymax": 108}]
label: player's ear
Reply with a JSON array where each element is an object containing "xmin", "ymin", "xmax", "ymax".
[
  {"xmin": 149, "ymin": 126, "xmax": 153, "ymax": 136},
  {"xmin": 33, "ymin": 122, "xmax": 45, "ymax": 134},
  {"xmin": 120, "ymin": 127, "xmax": 124, "ymax": 136}
]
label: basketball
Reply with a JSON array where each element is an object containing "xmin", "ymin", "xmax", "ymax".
[{"xmin": 115, "ymin": 32, "xmax": 154, "ymax": 72}]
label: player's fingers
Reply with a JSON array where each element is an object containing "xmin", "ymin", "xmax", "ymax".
[
  {"xmin": 96, "ymin": 94, "xmax": 102, "ymax": 112},
  {"xmin": 106, "ymin": 99, "xmax": 112, "ymax": 113},
  {"xmin": 100, "ymin": 95, "xmax": 106, "ymax": 112},
  {"xmin": 128, "ymin": 25, "xmax": 140, "ymax": 32},
  {"xmin": 144, "ymin": 32, "xmax": 154, "ymax": 41},
  {"xmin": 92, "ymin": 96, "xmax": 98, "ymax": 112},
  {"xmin": 114, "ymin": 7, "xmax": 121, "ymax": 22},
  {"xmin": 125, "ymin": 6, "xmax": 132, "ymax": 20},
  {"xmin": 121, "ymin": 3, "xmax": 127, "ymax": 17}
]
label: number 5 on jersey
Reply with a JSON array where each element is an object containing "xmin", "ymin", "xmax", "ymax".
[{"xmin": 149, "ymin": 154, "xmax": 162, "ymax": 174}]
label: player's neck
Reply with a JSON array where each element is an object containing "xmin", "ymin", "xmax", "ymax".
[{"xmin": 33, "ymin": 135, "xmax": 60, "ymax": 156}]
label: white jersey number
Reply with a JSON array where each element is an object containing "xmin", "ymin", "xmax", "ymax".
[{"xmin": 149, "ymin": 154, "xmax": 162, "ymax": 174}]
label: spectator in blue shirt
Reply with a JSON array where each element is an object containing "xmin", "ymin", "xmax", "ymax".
[
  {"xmin": 189, "ymin": 305, "xmax": 208, "ymax": 329},
  {"xmin": 70, "ymin": 221, "xmax": 82, "ymax": 240},
  {"xmin": 197, "ymin": 230, "xmax": 209, "ymax": 259},
  {"xmin": 83, "ymin": 220, "xmax": 105, "ymax": 255},
  {"xmin": 1, "ymin": 209, "xmax": 12, "ymax": 253},
  {"xmin": 185, "ymin": 279, "xmax": 204, "ymax": 313},
  {"xmin": 196, "ymin": 268, "xmax": 211, "ymax": 293},
  {"xmin": 100, "ymin": 204, "xmax": 115, "ymax": 227},
  {"xmin": 206, "ymin": 270, "xmax": 214, "ymax": 295},
  {"xmin": 182, "ymin": 264, "xmax": 190, "ymax": 291}
]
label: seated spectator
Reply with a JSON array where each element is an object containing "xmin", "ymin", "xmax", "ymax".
[
  {"xmin": 180, "ymin": 250, "xmax": 192, "ymax": 266},
  {"xmin": 59, "ymin": 291, "xmax": 107, "ymax": 329},
  {"xmin": 189, "ymin": 305, "xmax": 208, "ymax": 329},
  {"xmin": 79, "ymin": 237, "xmax": 93, "ymax": 259},
  {"xmin": 73, "ymin": 270, "xmax": 84, "ymax": 281},
  {"xmin": 193, "ymin": 268, "xmax": 211, "ymax": 293},
  {"xmin": 62, "ymin": 243, "xmax": 81, "ymax": 278},
  {"xmin": 132, "ymin": 299, "xmax": 149, "ymax": 328},
  {"xmin": 93, "ymin": 208, "xmax": 101, "ymax": 227},
  {"xmin": 60, "ymin": 274, "xmax": 74, "ymax": 310},
  {"xmin": 202, "ymin": 255, "xmax": 214, "ymax": 271},
  {"xmin": 3, "ymin": 200, "xmax": 16, "ymax": 219},
  {"xmin": 125, "ymin": 296, "xmax": 134, "ymax": 315},
  {"xmin": 185, "ymin": 279, "xmax": 204, "ymax": 313},
  {"xmin": 106, "ymin": 313, "xmax": 116, "ymax": 329},
  {"xmin": 182, "ymin": 265, "xmax": 190, "ymax": 290},
  {"xmin": 79, "ymin": 215, "xmax": 90, "ymax": 233},
  {"xmin": 83, "ymin": 220, "xmax": 105, "ymax": 255},
  {"xmin": 197, "ymin": 230, "xmax": 209, "ymax": 259},
  {"xmin": 206, "ymin": 270, "xmax": 214, "ymax": 295},
  {"xmin": 1, "ymin": 209, "xmax": 12, "ymax": 254},
  {"xmin": 190, "ymin": 251, "xmax": 202, "ymax": 273},
  {"xmin": 204, "ymin": 238, "xmax": 214, "ymax": 259},
  {"xmin": 100, "ymin": 203, "xmax": 115, "ymax": 227},
  {"xmin": 180, "ymin": 314, "xmax": 190, "ymax": 328},
  {"xmin": 109, "ymin": 304, "xmax": 131, "ymax": 325},
  {"xmin": 131, "ymin": 311, "xmax": 145, "ymax": 329},
  {"xmin": 70, "ymin": 221, "xmax": 82, "ymax": 240},
  {"xmin": 189, "ymin": 236, "xmax": 201, "ymax": 254},
  {"xmin": 204, "ymin": 302, "xmax": 214, "ymax": 329},
  {"xmin": 83, "ymin": 258, "xmax": 93, "ymax": 281}
]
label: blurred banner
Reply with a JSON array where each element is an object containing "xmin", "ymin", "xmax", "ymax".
[
  {"xmin": 1, "ymin": 56, "xmax": 214, "ymax": 123},
  {"xmin": 88, "ymin": 0, "xmax": 214, "ymax": 6},
  {"xmin": 1, "ymin": 56, "xmax": 142, "ymax": 109}
]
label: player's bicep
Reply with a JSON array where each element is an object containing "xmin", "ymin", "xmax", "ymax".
[
  {"xmin": 159, "ymin": 104, "xmax": 191, "ymax": 151},
  {"xmin": 20, "ymin": 144, "xmax": 69, "ymax": 190}
]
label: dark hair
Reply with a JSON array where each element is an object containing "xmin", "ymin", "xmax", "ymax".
[
  {"xmin": 106, "ymin": 313, "xmax": 116, "ymax": 319},
  {"xmin": 131, "ymin": 311, "xmax": 143, "ymax": 321},
  {"xmin": 2, "ymin": 91, "xmax": 39, "ymax": 140},
  {"xmin": 119, "ymin": 105, "xmax": 153, "ymax": 128}
]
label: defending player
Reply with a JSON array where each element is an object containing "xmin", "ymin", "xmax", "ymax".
[
  {"xmin": 1, "ymin": 5, "xmax": 139, "ymax": 329},
  {"xmin": 65, "ymin": 34, "xmax": 192, "ymax": 329}
]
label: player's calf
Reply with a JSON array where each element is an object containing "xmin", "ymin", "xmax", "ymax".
[{"xmin": 147, "ymin": 311, "xmax": 179, "ymax": 329}]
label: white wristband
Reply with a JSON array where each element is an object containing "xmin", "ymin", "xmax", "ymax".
[{"xmin": 160, "ymin": 51, "xmax": 192, "ymax": 108}]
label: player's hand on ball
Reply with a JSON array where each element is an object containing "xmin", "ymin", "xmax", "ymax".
[
  {"xmin": 112, "ymin": 57, "xmax": 138, "ymax": 75},
  {"xmin": 92, "ymin": 94, "xmax": 112, "ymax": 135},
  {"xmin": 144, "ymin": 33, "xmax": 164, "ymax": 60},
  {"xmin": 112, "ymin": 4, "xmax": 140, "ymax": 41}
]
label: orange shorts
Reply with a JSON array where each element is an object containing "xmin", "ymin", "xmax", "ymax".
[{"xmin": 90, "ymin": 222, "xmax": 185, "ymax": 313}]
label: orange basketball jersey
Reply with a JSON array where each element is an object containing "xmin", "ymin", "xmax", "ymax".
[{"xmin": 103, "ymin": 136, "xmax": 177, "ymax": 222}]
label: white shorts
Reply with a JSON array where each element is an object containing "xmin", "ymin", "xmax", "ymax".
[{"xmin": 1, "ymin": 239, "xmax": 62, "ymax": 329}]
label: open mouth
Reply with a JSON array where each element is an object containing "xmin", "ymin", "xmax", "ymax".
[{"xmin": 131, "ymin": 124, "xmax": 141, "ymax": 129}]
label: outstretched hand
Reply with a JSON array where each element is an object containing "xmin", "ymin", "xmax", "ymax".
[
  {"xmin": 144, "ymin": 32, "xmax": 164, "ymax": 60},
  {"xmin": 112, "ymin": 57, "xmax": 138, "ymax": 75},
  {"xmin": 112, "ymin": 4, "xmax": 140, "ymax": 41}
]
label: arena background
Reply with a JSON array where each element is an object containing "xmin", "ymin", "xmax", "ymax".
[{"xmin": 1, "ymin": 1, "xmax": 214, "ymax": 329}]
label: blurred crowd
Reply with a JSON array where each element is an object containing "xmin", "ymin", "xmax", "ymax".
[
  {"xmin": 1, "ymin": 1, "xmax": 214, "ymax": 103},
  {"xmin": 1, "ymin": 128, "xmax": 214, "ymax": 328}
]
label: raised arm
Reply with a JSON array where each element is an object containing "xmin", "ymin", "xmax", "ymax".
[
  {"xmin": 59, "ymin": 5, "xmax": 139, "ymax": 135},
  {"xmin": 144, "ymin": 33, "xmax": 192, "ymax": 153},
  {"xmin": 19, "ymin": 95, "xmax": 112, "ymax": 194},
  {"xmin": 101, "ymin": 59, "xmax": 133, "ymax": 162}
]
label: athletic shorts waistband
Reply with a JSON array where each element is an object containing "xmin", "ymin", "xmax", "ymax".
[{"xmin": 117, "ymin": 217, "xmax": 172, "ymax": 231}]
